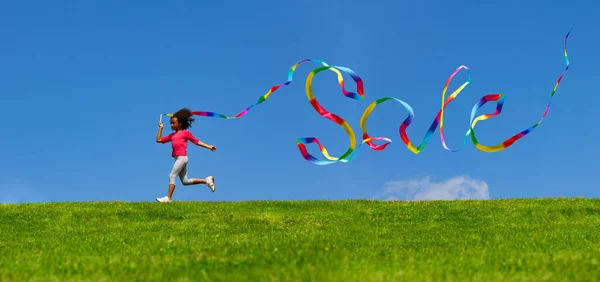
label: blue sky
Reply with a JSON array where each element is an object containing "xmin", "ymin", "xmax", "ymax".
[{"xmin": 1, "ymin": 0, "xmax": 598, "ymax": 203}]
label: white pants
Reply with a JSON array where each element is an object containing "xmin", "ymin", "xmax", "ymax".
[{"xmin": 169, "ymin": 156, "xmax": 195, "ymax": 185}]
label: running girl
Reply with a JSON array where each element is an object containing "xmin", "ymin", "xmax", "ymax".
[{"xmin": 155, "ymin": 108, "xmax": 217, "ymax": 202}]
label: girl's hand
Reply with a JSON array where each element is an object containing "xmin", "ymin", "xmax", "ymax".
[
  {"xmin": 158, "ymin": 122, "xmax": 163, "ymax": 128},
  {"xmin": 209, "ymin": 145, "xmax": 217, "ymax": 152}
]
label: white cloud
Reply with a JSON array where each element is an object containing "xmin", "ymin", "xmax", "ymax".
[{"xmin": 375, "ymin": 175, "xmax": 490, "ymax": 201}]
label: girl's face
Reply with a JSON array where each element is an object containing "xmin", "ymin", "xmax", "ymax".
[{"xmin": 170, "ymin": 117, "xmax": 181, "ymax": 130}]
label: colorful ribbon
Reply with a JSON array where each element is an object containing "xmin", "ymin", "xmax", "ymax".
[{"xmin": 162, "ymin": 28, "xmax": 573, "ymax": 165}]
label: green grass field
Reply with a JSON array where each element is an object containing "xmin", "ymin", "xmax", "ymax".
[{"xmin": 1, "ymin": 198, "xmax": 599, "ymax": 281}]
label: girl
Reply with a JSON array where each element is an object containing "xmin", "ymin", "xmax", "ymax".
[{"xmin": 155, "ymin": 108, "xmax": 217, "ymax": 203}]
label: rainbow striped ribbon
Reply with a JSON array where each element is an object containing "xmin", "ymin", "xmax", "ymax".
[{"xmin": 162, "ymin": 28, "xmax": 573, "ymax": 165}]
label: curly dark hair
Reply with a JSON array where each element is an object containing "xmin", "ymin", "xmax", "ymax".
[{"xmin": 172, "ymin": 108, "xmax": 195, "ymax": 130}]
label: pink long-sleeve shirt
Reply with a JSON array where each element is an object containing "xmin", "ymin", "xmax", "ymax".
[{"xmin": 160, "ymin": 130, "xmax": 200, "ymax": 157}]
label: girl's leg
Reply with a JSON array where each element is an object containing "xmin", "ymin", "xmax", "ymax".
[
  {"xmin": 165, "ymin": 156, "xmax": 187, "ymax": 200},
  {"xmin": 179, "ymin": 165, "xmax": 207, "ymax": 185},
  {"xmin": 178, "ymin": 157, "xmax": 216, "ymax": 192}
]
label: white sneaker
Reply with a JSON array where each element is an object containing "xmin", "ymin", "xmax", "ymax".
[
  {"xmin": 156, "ymin": 196, "xmax": 171, "ymax": 203},
  {"xmin": 206, "ymin": 176, "xmax": 216, "ymax": 192}
]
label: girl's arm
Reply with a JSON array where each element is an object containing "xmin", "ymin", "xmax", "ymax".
[
  {"xmin": 156, "ymin": 122, "xmax": 171, "ymax": 143},
  {"xmin": 197, "ymin": 140, "xmax": 215, "ymax": 150},
  {"xmin": 187, "ymin": 131, "xmax": 216, "ymax": 151},
  {"xmin": 156, "ymin": 122, "xmax": 163, "ymax": 142}
]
